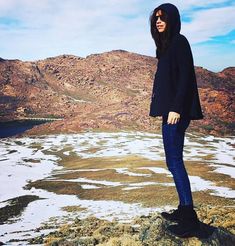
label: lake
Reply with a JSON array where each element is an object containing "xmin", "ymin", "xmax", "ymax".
[{"xmin": 0, "ymin": 120, "xmax": 49, "ymax": 138}]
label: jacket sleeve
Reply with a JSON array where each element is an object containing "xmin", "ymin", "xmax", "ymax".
[{"xmin": 169, "ymin": 35, "xmax": 193, "ymax": 114}]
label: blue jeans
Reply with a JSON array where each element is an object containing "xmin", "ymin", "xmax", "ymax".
[{"xmin": 162, "ymin": 114, "xmax": 193, "ymax": 206}]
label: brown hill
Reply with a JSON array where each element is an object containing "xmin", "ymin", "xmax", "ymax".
[{"xmin": 0, "ymin": 50, "xmax": 234, "ymax": 136}]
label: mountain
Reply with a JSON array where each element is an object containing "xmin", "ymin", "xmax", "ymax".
[{"xmin": 0, "ymin": 50, "xmax": 234, "ymax": 136}]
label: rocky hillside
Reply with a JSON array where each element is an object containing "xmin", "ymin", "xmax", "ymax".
[
  {"xmin": 0, "ymin": 50, "xmax": 234, "ymax": 136},
  {"xmin": 26, "ymin": 205, "xmax": 235, "ymax": 245}
]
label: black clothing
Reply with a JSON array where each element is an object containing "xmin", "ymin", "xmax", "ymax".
[{"xmin": 149, "ymin": 3, "xmax": 204, "ymax": 120}]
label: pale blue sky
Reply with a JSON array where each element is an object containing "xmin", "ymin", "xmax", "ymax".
[{"xmin": 0, "ymin": 0, "xmax": 234, "ymax": 72}]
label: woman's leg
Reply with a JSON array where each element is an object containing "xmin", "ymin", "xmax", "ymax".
[{"xmin": 162, "ymin": 115, "xmax": 193, "ymax": 206}]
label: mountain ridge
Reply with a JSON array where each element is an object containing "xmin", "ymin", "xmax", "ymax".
[{"xmin": 0, "ymin": 50, "xmax": 234, "ymax": 136}]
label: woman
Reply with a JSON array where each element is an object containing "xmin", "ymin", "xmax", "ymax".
[{"xmin": 149, "ymin": 3, "xmax": 204, "ymax": 238}]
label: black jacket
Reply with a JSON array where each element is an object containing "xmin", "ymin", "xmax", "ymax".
[{"xmin": 149, "ymin": 3, "xmax": 204, "ymax": 120}]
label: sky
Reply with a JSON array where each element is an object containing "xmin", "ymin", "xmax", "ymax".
[{"xmin": 0, "ymin": 0, "xmax": 234, "ymax": 72}]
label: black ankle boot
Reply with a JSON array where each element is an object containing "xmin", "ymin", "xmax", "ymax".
[
  {"xmin": 161, "ymin": 204, "xmax": 184, "ymax": 222},
  {"xmin": 166, "ymin": 205, "xmax": 200, "ymax": 238}
]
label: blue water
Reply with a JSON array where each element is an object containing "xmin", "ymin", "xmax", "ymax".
[{"xmin": 0, "ymin": 120, "xmax": 48, "ymax": 138}]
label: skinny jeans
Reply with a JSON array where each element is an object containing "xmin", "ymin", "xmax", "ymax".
[{"xmin": 162, "ymin": 114, "xmax": 193, "ymax": 206}]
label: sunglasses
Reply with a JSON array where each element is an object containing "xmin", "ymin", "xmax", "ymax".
[{"xmin": 155, "ymin": 14, "xmax": 167, "ymax": 22}]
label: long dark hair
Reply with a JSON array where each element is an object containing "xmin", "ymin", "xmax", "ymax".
[{"xmin": 149, "ymin": 8, "xmax": 171, "ymax": 58}]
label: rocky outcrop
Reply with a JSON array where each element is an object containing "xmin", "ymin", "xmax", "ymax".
[
  {"xmin": 0, "ymin": 51, "xmax": 234, "ymax": 136},
  {"xmin": 27, "ymin": 204, "xmax": 235, "ymax": 246}
]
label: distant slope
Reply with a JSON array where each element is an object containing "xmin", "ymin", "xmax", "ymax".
[{"xmin": 0, "ymin": 50, "xmax": 234, "ymax": 136}]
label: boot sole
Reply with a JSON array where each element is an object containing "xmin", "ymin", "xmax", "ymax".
[
  {"xmin": 174, "ymin": 228, "xmax": 200, "ymax": 238},
  {"xmin": 162, "ymin": 217, "xmax": 180, "ymax": 223},
  {"xmin": 161, "ymin": 214, "xmax": 180, "ymax": 222},
  {"xmin": 167, "ymin": 225, "xmax": 200, "ymax": 238}
]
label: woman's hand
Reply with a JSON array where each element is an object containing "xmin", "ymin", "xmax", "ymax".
[{"xmin": 167, "ymin": 111, "xmax": 180, "ymax": 124}]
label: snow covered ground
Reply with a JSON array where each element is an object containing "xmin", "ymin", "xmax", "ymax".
[{"xmin": 0, "ymin": 130, "xmax": 234, "ymax": 244}]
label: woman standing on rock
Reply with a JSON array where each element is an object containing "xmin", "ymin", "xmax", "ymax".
[{"xmin": 149, "ymin": 3, "xmax": 204, "ymax": 238}]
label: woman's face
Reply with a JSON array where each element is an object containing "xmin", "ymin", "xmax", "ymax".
[{"xmin": 156, "ymin": 9, "xmax": 167, "ymax": 33}]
